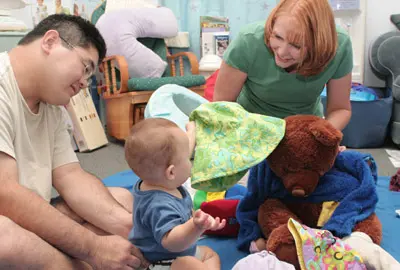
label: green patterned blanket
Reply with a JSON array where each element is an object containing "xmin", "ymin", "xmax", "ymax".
[{"xmin": 189, "ymin": 102, "xmax": 286, "ymax": 191}]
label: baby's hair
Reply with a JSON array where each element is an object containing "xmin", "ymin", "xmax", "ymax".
[{"xmin": 125, "ymin": 118, "xmax": 180, "ymax": 180}]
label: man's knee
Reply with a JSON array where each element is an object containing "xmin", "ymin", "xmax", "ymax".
[
  {"xmin": 108, "ymin": 187, "xmax": 133, "ymax": 213},
  {"xmin": 0, "ymin": 216, "xmax": 20, "ymax": 258}
]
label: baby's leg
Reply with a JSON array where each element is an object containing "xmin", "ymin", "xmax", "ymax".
[
  {"xmin": 198, "ymin": 245, "xmax": 221, "ymax": 270},
  {"xmin": 170, "ymin": 256, "xmax": 206, "ymax": 270},
  {"xmin": 171, "ymin": 246, "xmax": 221, "ymax": 270}
]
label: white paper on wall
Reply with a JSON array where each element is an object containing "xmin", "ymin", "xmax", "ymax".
[{"xmin": 330, "ymin": 0, "xmax": 360, "ymax": 11}]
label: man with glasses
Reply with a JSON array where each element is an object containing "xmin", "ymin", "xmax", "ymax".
[{"xmin": 0, "ymin": 14, "xmax": 147, "ymax": 269}]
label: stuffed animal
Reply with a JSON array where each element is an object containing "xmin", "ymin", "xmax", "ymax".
[{"xmin": 236, "ymin": 115, "xmax": 382, "ymax": 269}]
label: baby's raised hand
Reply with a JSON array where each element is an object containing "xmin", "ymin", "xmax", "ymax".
[
  {"xmin": 185, "ymin": 121, "xmax": 196, "ymax": 134},
  {"xmin": 186, "ymin": 121, "xmax": 196, "ymax": 157},
  {"xmin": 193, "ymin": 209, "xmax": 226, "ymax": 231}
]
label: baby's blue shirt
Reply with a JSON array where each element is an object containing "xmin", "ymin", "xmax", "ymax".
[{"xmin": 128, "ymin": 180, "xmax": 196, "ymax": 262}]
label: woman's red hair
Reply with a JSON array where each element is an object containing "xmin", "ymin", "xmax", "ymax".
[{"xmin": 265, "ymin": 0, "xmax": 338, "ymax": 76}]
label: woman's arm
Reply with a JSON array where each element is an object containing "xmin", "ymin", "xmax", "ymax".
[
  {"xmin": 325, "ymin": 72, "xmax": 352, "ymax": 131},
  {"xmin": 213, "ymin": 61, "xmax": 248, "ymax": 101}
]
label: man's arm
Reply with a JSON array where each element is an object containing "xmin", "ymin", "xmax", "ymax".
[
  {"xmin": 52, "ymin": 162, "xmax": 132, "ymax": 238},
  {"xmin": 0, "ymin": 152, "xmax": 143, "ymax": 269},
  {"xmin": 0, "ymin": 152, "xmax": 96, "ymax": 261}
]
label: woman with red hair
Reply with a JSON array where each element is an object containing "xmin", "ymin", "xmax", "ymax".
[{"xmin": 214, "ymin": 0, "xmax": 352, "ymax": 132}]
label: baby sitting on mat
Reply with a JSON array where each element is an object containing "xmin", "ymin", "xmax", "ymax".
[{"xmin": 125, "ymin": 118, "xmax": 226, "ymax": 270}]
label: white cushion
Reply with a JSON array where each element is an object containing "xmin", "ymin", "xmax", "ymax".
[
  {"xmin": 96, "ymin": 7, "xmax": 178, "ymax": 78},
  {"xmin": 105, "ymin": 0, "xmax": 157, "ymax": 13}
]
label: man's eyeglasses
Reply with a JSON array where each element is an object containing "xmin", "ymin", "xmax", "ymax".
[{"xmin": 59, "ymin": 36, "xmax": 94, "ymax": 86}]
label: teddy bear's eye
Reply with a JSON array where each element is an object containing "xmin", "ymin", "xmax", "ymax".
[{"xmin": 304, "ymin": 164, "xmax": 312, "ymax": 170}]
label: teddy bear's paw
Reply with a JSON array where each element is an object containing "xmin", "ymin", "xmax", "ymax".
[
  {"xmin": 353, "ymin": 213, "xmax": 382, "ymax": 244},
  {"xmin": 267, "ymin": 224, "xmax": 300, "ymax": 269}
]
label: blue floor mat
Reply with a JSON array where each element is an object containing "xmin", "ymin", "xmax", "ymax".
[
  {"xmin": 103, "ymin": 171, "xmax": 400, "ymax": 269},
  {"xmin": 375, "ymin": 176, "xmax": 400, "ymax": 260}
]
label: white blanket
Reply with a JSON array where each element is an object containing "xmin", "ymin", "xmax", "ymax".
[{"xmin": 96, "ymin": 7, "xmax": 178, "ymax": 78}]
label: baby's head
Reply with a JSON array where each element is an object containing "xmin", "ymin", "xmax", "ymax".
[{"xmin": 125, "ymin": 118, "xmax": 192, "ymax": 189}]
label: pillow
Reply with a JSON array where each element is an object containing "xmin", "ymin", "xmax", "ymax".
[
  {"xmin": 105, "ymin": 0, "xmax": 157, "ymax": 13},
  {"xmin": 189, "ymin": 102, "xmax": 285, "ymax": 192},
  {"xmin": 0, "ymin": 0, "xmax": 27, "ymax": 9},
  {"xmin": 96, "ymin": 7, "xmax": 178, "ymax": 78}
]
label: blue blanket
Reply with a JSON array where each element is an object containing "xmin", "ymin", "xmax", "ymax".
[
  {"xmin": 102, "ymin": 170, "xmax": 399, "ymax": 270},
  {"xmin": 236, "ymin": 150, "xmax": 378, "ymax": 251}
]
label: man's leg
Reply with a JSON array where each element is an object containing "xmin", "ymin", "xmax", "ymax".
[
  {"xmin": 52, "ymin": 187, "xmax": 133, "ymax": 236},
  {"xmin": 0, "ymin": 215, "xmax": 91, "ymax": 269}
]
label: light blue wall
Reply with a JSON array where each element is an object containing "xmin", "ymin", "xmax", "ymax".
[{"xmin": 158, "ymin": 0, "xmax": 279, "ymax": 59}]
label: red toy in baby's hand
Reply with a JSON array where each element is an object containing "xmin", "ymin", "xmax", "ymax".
[{"xmin": 200, "ymin": 199, "xmax": 240, "ymax": 236}]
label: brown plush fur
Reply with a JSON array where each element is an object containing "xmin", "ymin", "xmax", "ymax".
[{"xmin": 258, "ymin": 115, "xmax": 382, "ymax": 269}]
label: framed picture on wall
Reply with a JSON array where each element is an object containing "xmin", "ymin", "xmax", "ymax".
[
  {"xmin": 200, "ymin": 16, "xmax": 229, "ymax": 58},
  {"xmin": 214, "ymin": 32, "xmax": 230, "ymax": 58},
  {"xmin": 31, "ymin": 0, "xmax": 74, "ymax": 26},
  {"xmin": 32, "ymin": 0, "xmax": 51, "ymax": 26}
]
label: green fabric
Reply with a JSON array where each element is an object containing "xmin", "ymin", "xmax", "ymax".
[
  {"xmin": 193, "ymin": 190, "xmax": 207, "ymax": 210},
  {"xmin": 128, "ymin": 75, "xmax": 206, "ymax": 91},
  {"xmin": 223, "ymin": 21, "xmax": 353, "ymax": 119},
  {"xmin": 189, "ymin": 102, "xmax": 285, "ymax": 192}
]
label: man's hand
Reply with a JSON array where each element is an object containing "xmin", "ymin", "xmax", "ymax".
[
  {"xmin": 87, "ymin": 235, "xmax": 149, "ymax": 270},
  {"xmin": 193, "ymin": 209, "xmax": 226, "ymax": 231}
]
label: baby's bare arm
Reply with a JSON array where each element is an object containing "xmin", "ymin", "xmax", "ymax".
[
  {"xmin": 185, "ymin": 122, "xmax": 196, "ymax": 157},
  {"xmin": 161, "ymin": 210, "xmax": 226, "ymax": 253},
  {"xmin": 161, "ymin": 217, "xmax": 203, "ymax": 253}
]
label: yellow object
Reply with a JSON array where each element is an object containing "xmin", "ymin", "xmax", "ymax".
[
  {"xmin": 206, "ymin": 191, "xmax": 226, "ymax": 202},
  {"xmin": 317, "ymin": 201, "xmax": 340, "ymax": 227}
]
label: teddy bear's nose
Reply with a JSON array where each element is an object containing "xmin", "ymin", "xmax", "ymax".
[{"xmin": 292, "ymin": 187, "xmax": 306, "ymax": 197}]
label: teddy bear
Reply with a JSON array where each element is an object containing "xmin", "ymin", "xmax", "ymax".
[{"xmin": 236, "ymin": 115, "xmax": 382, "ymax": 269}]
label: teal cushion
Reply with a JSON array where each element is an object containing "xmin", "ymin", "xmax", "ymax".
[
  {"xmin": 91, "ymin": 2, "xmax": 106, "ymax": 25},
  {"xmin": 128, "ymin": 75, "xmax": 205, "ymax": 91}
]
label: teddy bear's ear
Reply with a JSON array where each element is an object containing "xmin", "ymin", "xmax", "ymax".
[{"xmin": 308, "ymin": 120, "xmax": 343, "ymax": 147}]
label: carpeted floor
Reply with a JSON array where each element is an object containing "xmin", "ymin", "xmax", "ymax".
[{"xmin": 76, "ymin": 137, "xmax": 400, "ymax": 180}]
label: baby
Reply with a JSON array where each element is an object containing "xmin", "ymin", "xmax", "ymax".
[{"xmin": 125, "ymin": 118, "xmax": 226, "ymax": 270}]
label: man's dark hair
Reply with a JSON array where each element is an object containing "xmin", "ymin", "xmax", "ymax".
[{"xmin": 18, "ymin": 14, "xmax": 106, "ymax": 64}]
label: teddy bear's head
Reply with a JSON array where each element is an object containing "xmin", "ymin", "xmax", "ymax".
[{"xmin": 267, "ymin": 115, "xmax": 343, "ymax": 197}]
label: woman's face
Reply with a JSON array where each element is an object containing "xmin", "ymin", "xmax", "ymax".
[{"xmin": 269, "ymin": 16, "xmax": 304, "ymax": 70}]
